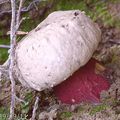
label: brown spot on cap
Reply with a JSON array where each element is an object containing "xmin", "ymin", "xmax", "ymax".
[{"xmin": 74, "ymin": 12, "xmax": 79, "ymax": 16}]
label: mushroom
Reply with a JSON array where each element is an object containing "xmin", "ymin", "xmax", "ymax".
[{"xmin": 14, "ymin": 10, "xmax": 103, "ymax": 95}]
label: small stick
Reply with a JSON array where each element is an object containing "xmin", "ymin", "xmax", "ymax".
[
  {"xmin": 0, "ymin": 0, "xmax": 42, "ymax": 17},
  {"xmin": 109, "ymin": 40, "xmax": 120, "ymax": 45},
  {"xmin": 31, "ymin": 96, "xmax": 39, "ymax": 120},
  {"xmin": 15, "ymin": 95, "xmax": 26, "ymax": 104},
  {"xmin": 9, "ymin": 0, "xmax": 24, "ymax": 119},
  {"xmin": 0, "ymin": 0, "xmax": 9, "ymax": 5},
  {"xmin": 16, "ymin": 0, "xmax": 24, "ymax": 29},
  {"xmin": 8, "ymin": 0, "xmax": 16, "ymax": 119},
  {"xmin": 0, "ymin": 45, "xmax": 10, "ymax": 49}
]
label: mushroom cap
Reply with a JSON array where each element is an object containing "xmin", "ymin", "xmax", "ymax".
[
  {"xmin": 15, "ymin": 10, "xmax": 101, "ymax": 91},
  {"xmin": 53, "ymin": 58, "xmax": 110, "ymax": 104}
]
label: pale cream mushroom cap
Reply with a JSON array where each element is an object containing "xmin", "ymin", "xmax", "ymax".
[{"xmin": 15, "ymin": 10, "xmax": 101, "ymax": 91}]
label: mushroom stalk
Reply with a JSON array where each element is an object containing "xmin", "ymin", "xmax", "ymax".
[{"xmin": 14, "ymin": 10, "xmax": 101, "ymax": 91}]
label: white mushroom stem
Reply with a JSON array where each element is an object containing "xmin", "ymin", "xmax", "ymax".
[{"xmin": 14, "ymin": 10, "xmax": 101, "ymax": 91}]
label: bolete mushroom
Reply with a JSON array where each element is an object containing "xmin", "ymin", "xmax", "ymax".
[{"xmin": 14, "ymin": 10, "xmax": 109, "ymax": 103}]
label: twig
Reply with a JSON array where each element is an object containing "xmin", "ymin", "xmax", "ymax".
[
  {"xmin": 8, "ymin": 0, "xmax": 16, "ymax": 120},
  {"xmin": 22, "ymin": 0, "xmax": 41, "ymax": 12},
  {"xmin": 33, "ymin": 1, "xmax": 39, "ymax": 11},
  {"xmin": 31, "ymin": 96, "xmax": 39, "ymax": 120},
  {"xmin": 7, "ymin": 30, "xmax": 28, "ymax": 35},
  {"xmin": 0, "ymin": 0, "xmax": 9, "ymax": 5},
  {"xmin": 109, "ymin": 39, "xmax": 120, "ymax": 45},
  {"xmin": 9, "ymin": 0, "xmax": 24, "ymax": 119},
  {"xmin": 15, "ymin": 95, "xmax": 26, "ymax": 104},
  {"xmin": 16, "ymin": 0, "xmax": 24, "ymax": 29},
  {"xmin": 0, "ymin": 45, "xmax": 10, "ymax": 49},
  {"xmin": 0, "ymin": 0, "xmax": 42, "ymax": 17}
]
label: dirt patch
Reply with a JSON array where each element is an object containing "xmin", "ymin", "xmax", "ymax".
[{"xmin": 108, "ymin": 2, "xmax": 120, "ymax": 20}]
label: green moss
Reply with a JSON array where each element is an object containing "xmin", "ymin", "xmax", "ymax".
[
  {"xmin": 90, "ymin": 104, "xmax": 108, "ymax": 115},
  {"xmin": 0, "ymin": 107, "xmax": 9, "ymax": 120},
  {"xmin": 20, "ymin": 91, "xmax": 33, "ymax": 114},
  {"xmin": 54, "ymin": 0, "xmax": 120, "ymax": 27},
  {"xmin": 15, "ymin": 92, "xmax": 33, "ymax": 119},
  {"xmin": 0, "ymin": 37, "xmax": 9, "ymax": 63},
  {"xmin": 60, "ymin": 111, "xmax": 72, "ymax": 119},
  {"xmin": 78, "ymin": 106, "xmax": 85, "ymax": 112}
]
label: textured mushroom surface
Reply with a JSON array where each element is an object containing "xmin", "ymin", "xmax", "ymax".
[
  {"xmin": 53, "ymin": 58, "xmax": 110, "ymax": 104},
  {"xmin": 15, "ymin": 10, "xmax": 101, "ymax": 91}
]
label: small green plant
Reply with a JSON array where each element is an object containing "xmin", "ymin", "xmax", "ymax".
[
  {"xmin": 21, "ymin": 91, "xmax": 33, "ymax": 114},
  {"xmin": 0, "ymin": 107, "xmax": 9, "ymax": 120},
  {"xmin": 14, "ymin": 91, "xmax": 33, "ymax": 120},
  {"xmin": 0, "ymin": 37, "xmax": 9, "ymax": 63}
]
